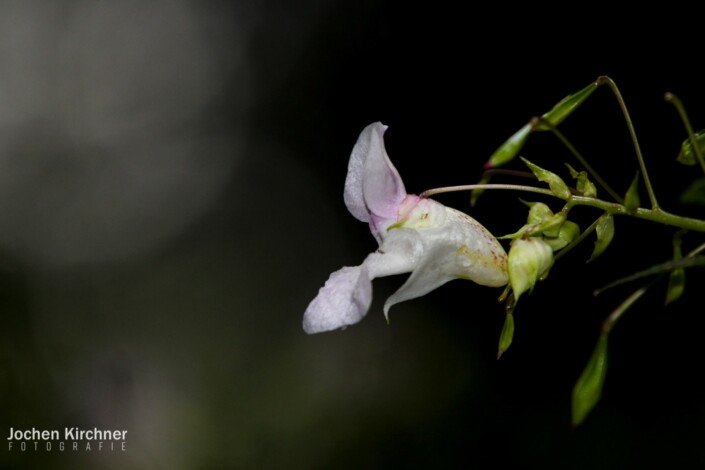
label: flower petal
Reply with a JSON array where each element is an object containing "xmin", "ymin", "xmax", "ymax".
[
  {"xmin": 344, "ymin": 122, "xmax": 407, "ymax": 223},
  {"xmin": 383, "ymin": 205, "xmax": 508, "ymax": 317},
  {"xmin": 303, "ymin": 245, "xmax": 419, "ymax": 334},
  {"xmin": 303, "ymin": 265, "xmax": 372, "ymax": 334}
]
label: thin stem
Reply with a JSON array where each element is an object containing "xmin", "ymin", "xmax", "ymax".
[
  {"xmin": 598, "ymin": 237, "xmax": 705, "ymax": 333},
  {"xmin": 595, "ymin": 255, "xmax": 705, "ymax": 295},
  {"xmin": 601, "ymin": 285, "xmax": 650, "ymax": 334},
  {"xmin": 664, "ymin": 92, "xmax": 705, "ymax": 176},
  {"xmin": 422, "ymin": 183, "xmax": 705, "ymax": 231},
  {"xmin": 534, "ymin": 117, "xmax": 624, "ymax": 203},
  {"xmin": 568, "ymin": 195, "xmax": 705, "ymax": 232},
  {"xmin": 553, "ymin": 217, "xmax": 601, "ymax": 263},
  {"xmin": 420, "ymin": 184, "xmax": 555, "ymax": 199},
  {"xmin": 597, "ymin": 76, "xmax": 659, "ymax": 210},
  {"xmin": 687, "ymin": 241, "xmax": 705, "ymax": 257}
]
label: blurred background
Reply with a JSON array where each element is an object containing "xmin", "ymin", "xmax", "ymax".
[{"xmin": 1, "ymin": 2, "xmax": 704, "ymax": 468}]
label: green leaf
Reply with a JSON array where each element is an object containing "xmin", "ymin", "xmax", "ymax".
[
  {"xmin": 497, "ymin": 313, "xmax": 515, "ymax": 359},
  {"xmin": 520, "ymin": 157, "xmax": 572, "ymax": 200},
  {"xmin": 589, "ymin": 213, "xmax": 614, "ymax": 262},
  {"xmin": 538, "ymin": 81, "xmax": 599, "ymax": 130},
  {"xmin": 485, "ymin": 123, "xmax": 532, "ymax": 168},
  {"xmin": 665, "ymin": 232, "xmax": 685, "ymax": 305},
  {"xmin": 572, "ymin": 333, "xmax": 608, "ymax": 427},
  {"xmin": 566, "ymin": 163, "xmax": 597, "ymax": 197},
  {"xmin": 677, "ymin": 129, "xmax": 705, "ymax": 166},
  {"xmin": 680, "ymin": 177, "xmax": 705, "ymax": 206},
  {"xmin": 624, "ymin": 172, "xmax": 641, "ymax": 212}
]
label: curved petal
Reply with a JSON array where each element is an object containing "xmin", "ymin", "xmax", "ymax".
[
  {"xmin": 384, "ymin": 205, "xmax": 508, "ymax": 317},
  {"xmin": 344, "ymin": 122, "xmax": 406, "ymax": 223},
  {"xmin": 303, "ymin": 265, "xmax": 372, "ymax": 334},
  {"xmin": 302, "ymin": 242, "xmax": 420, "ymax": 334}
]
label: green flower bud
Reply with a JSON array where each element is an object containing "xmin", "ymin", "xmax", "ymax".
[
  {"xmin": 566, "ymin": 164, "xmax": 597, "ymax": 198},
  {"xmin": 537, "ymin": 211, "xmax": 567, "ymax": 238},
  {"xmin": 543, "ymin": 220, "xmax": 580, "ymax": 252},
  {"xmin": 508, "ymin": 238, "xmax": 554, "ymax": 300},
  {"xmin": 677, "ymin": 129, "xmax": 705, "ymax": 166},
  {"xmin": 525, "ymin": 201, "xmax": 553, "ymax": 225},
  {"xmin": 520, "ymin": 202, "xmax": 568, "ymax": 238}
]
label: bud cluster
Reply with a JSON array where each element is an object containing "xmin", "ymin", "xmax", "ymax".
[{"xmin": 504, "ymin": 202, "xmax": 580, "ymax": 301}]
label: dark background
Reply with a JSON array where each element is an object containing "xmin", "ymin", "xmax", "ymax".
[{"xmin": 1, "ymin": 2, "xmax": 704, "ymax": 468}]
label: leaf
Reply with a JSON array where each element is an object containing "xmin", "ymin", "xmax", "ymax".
[
  {"xmin": 520, "ymin": 157, "xmax": 572, "ymax": 200},
  {"xmin": 624, "ymin": 172, "xmax": 641, "ymax": 212},
  {"xmin": 680, "ymin": 177, "xmax": 705, "ymax": 206},
  {"xmin": 538, "ymin": 81, "xmax": 599, "ymax": 130},
  {"xmin": 485, "ymin": 123, "xmax": 532, "ymax": 168},
  {"xmin": 677, "ymin": 129, "xmax": 705, "ymax": 166},
  {"xmin": 589, "ymin": 213, "xmax": 614, "ymax": 262},
  {"xmin": 572, "ymin": 333, "xmax": 608, "ymax": 426},
  {"xmin": 497, "ymin": 313, "xmax": 515, "ymax": 359}
]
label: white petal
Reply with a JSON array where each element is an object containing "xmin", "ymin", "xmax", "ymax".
[
  {"xmin": 302, "ymin": 244, "xmax": 419, "ymax": 334},
  {"xmin": 364, "ymin": 229, "xmax": 422, "ymax": 278},
  {"xmin": 344, "ymin": 122, "xmax": 406, "ymax": 223},
  {"xmin": 384, "ymin": 205, "xmax": 508, "ymax": 317},
  {"xmin": 303, "ymin": 265, "xmax": 372, "ymax": 334}
]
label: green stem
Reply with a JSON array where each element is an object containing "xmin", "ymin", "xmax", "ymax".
[
  {"xmin": 664, "ymin": 92, "xmax": 705, "ymax": 176},
  {"xmin": 422, "ymin": 183, "xmax": 705, "ymax": 232},
  {"xmin": 534, "ymin": 117, "xmax": 624, "ymax": 203},
  {"xmin": 597, "ymin": 76, "xmax": 659, "ymax": 210},
  {"xmin": 568, "ymin": 195, "xmax": 705, "ymax": 232}
]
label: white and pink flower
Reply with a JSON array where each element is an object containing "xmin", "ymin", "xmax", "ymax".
[{"xmin": 303, "ymin": 122, "xmax": 508, "ymax": 334}]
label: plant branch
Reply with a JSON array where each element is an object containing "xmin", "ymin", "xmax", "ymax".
[
  {"xmin": 534, "ymin": 117, "xmax": 624, "ymax": 203},
  {"xmin": 597, "ymin": 76, "xmax": 659, "ymax": 210}
]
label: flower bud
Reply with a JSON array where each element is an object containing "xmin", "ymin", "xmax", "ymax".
[
  {"xmin": 543, "ymin": 220, "xmax": 580, "ymax": 251},
  {"xmin": 525, "ymin": 201, "xmax": 553, "ymax": 225},
  {"xmin": 566, "ymin": 164, "xmax": 597, "ymax": 198},
  {"xmin": 507, "ymin": 238, "xmax": 554, "ymax": 300}
]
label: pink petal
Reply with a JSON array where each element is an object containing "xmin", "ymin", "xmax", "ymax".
[{"xmin": 344, "ymin": 122, "xmax": 406, "ymax": 223}]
